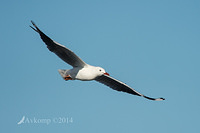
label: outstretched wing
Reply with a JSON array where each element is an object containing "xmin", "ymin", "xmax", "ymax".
[
  {"xmin": 95, "ymin": 74, "xmax": 165, "ymax": 101},
  {"xmin": 30, "ymin": 21, "xmax": 87, "ymax": 68}
]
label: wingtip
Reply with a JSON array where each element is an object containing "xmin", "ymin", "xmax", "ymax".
[
  {"xmin": 30, "ymin": 20, "xmax": 41, "ymax": 33},
  {"xmin": 30, "ymin": 20, "xmax": 37, "ymax": 32},
  {"xmin": 143, "ymin": 95, "xmax": 165, "ymax": 101},
  {"xmin": 155, "ymin": 97, "xmax": 165, "ymax": 101},
  {"xmin": 31, "ymin": 20, "xmax": 36, "ymax": 26},
  {"xmin": 30, "ymin": 25, "xmax": 38, "ymax": 32}
]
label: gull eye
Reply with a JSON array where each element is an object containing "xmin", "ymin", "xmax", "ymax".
[{"xmin": 99, "ymin": 69, "xmax": 102, "ymax": 71}]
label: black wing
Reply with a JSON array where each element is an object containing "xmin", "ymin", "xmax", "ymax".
[
  {"xmin": 95, "ymin": 75, "xmax": 165, "ymax": 101},
  {"xmin": 30, "ymin": 21, "xmax": 87, "ymax": 68}
]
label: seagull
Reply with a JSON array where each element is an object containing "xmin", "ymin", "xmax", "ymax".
[{"xmin": 30, "ymin": 21, "xmax": 165, "ymax": 101}]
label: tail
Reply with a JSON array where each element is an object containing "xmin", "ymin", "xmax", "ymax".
[{"xmin": 58, "ymin": 69, "xmax": 70, "ymax": 79}]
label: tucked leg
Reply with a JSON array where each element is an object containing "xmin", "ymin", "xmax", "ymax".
[{"xmin": 64, "ymin": 75, "xmax": 73, "ymax": 80}]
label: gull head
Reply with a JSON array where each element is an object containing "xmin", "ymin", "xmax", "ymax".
[{"xmin": 95, "ymin": 67, "xmax": 110, "ymax": 76}]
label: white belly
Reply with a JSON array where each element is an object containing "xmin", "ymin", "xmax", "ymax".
[
  {"xmin": 69, "ymin": 66, "xmax": 99, "ymax": 81},
  {"xmin": 75, "ymin": 67, "xmax": 97, "ymax": 81}
]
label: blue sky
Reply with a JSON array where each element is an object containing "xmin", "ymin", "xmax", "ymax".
[{"xmin": 0, "ymin": 0, "xmax": 200, "ymax": 132}]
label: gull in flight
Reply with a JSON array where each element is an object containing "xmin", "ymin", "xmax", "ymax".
[{"xmin": 30, "ymin": 21, "xmax": 165, "ymax": 101}]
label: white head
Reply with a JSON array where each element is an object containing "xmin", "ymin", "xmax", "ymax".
[{"xmin": 95, "ymin": 66, "xmax": 110, "ymax": 76}]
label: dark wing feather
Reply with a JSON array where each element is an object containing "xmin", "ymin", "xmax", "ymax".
[
  {"xmin": 30, "ymin": 21, "xmax": 87, "ymax": 67},
  {"xmin": 95, "ymin": 75, "xmax": 165, "ymax": 101}
]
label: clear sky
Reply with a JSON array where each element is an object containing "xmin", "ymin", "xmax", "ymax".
[{"xmin": 0, "ymin": 0, "xmax": 200, "ymax": 132}]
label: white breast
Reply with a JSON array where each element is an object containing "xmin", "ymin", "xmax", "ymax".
[{"xmin": 74, "ymin": 66, "xmax": 99, "ymax": 81}]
